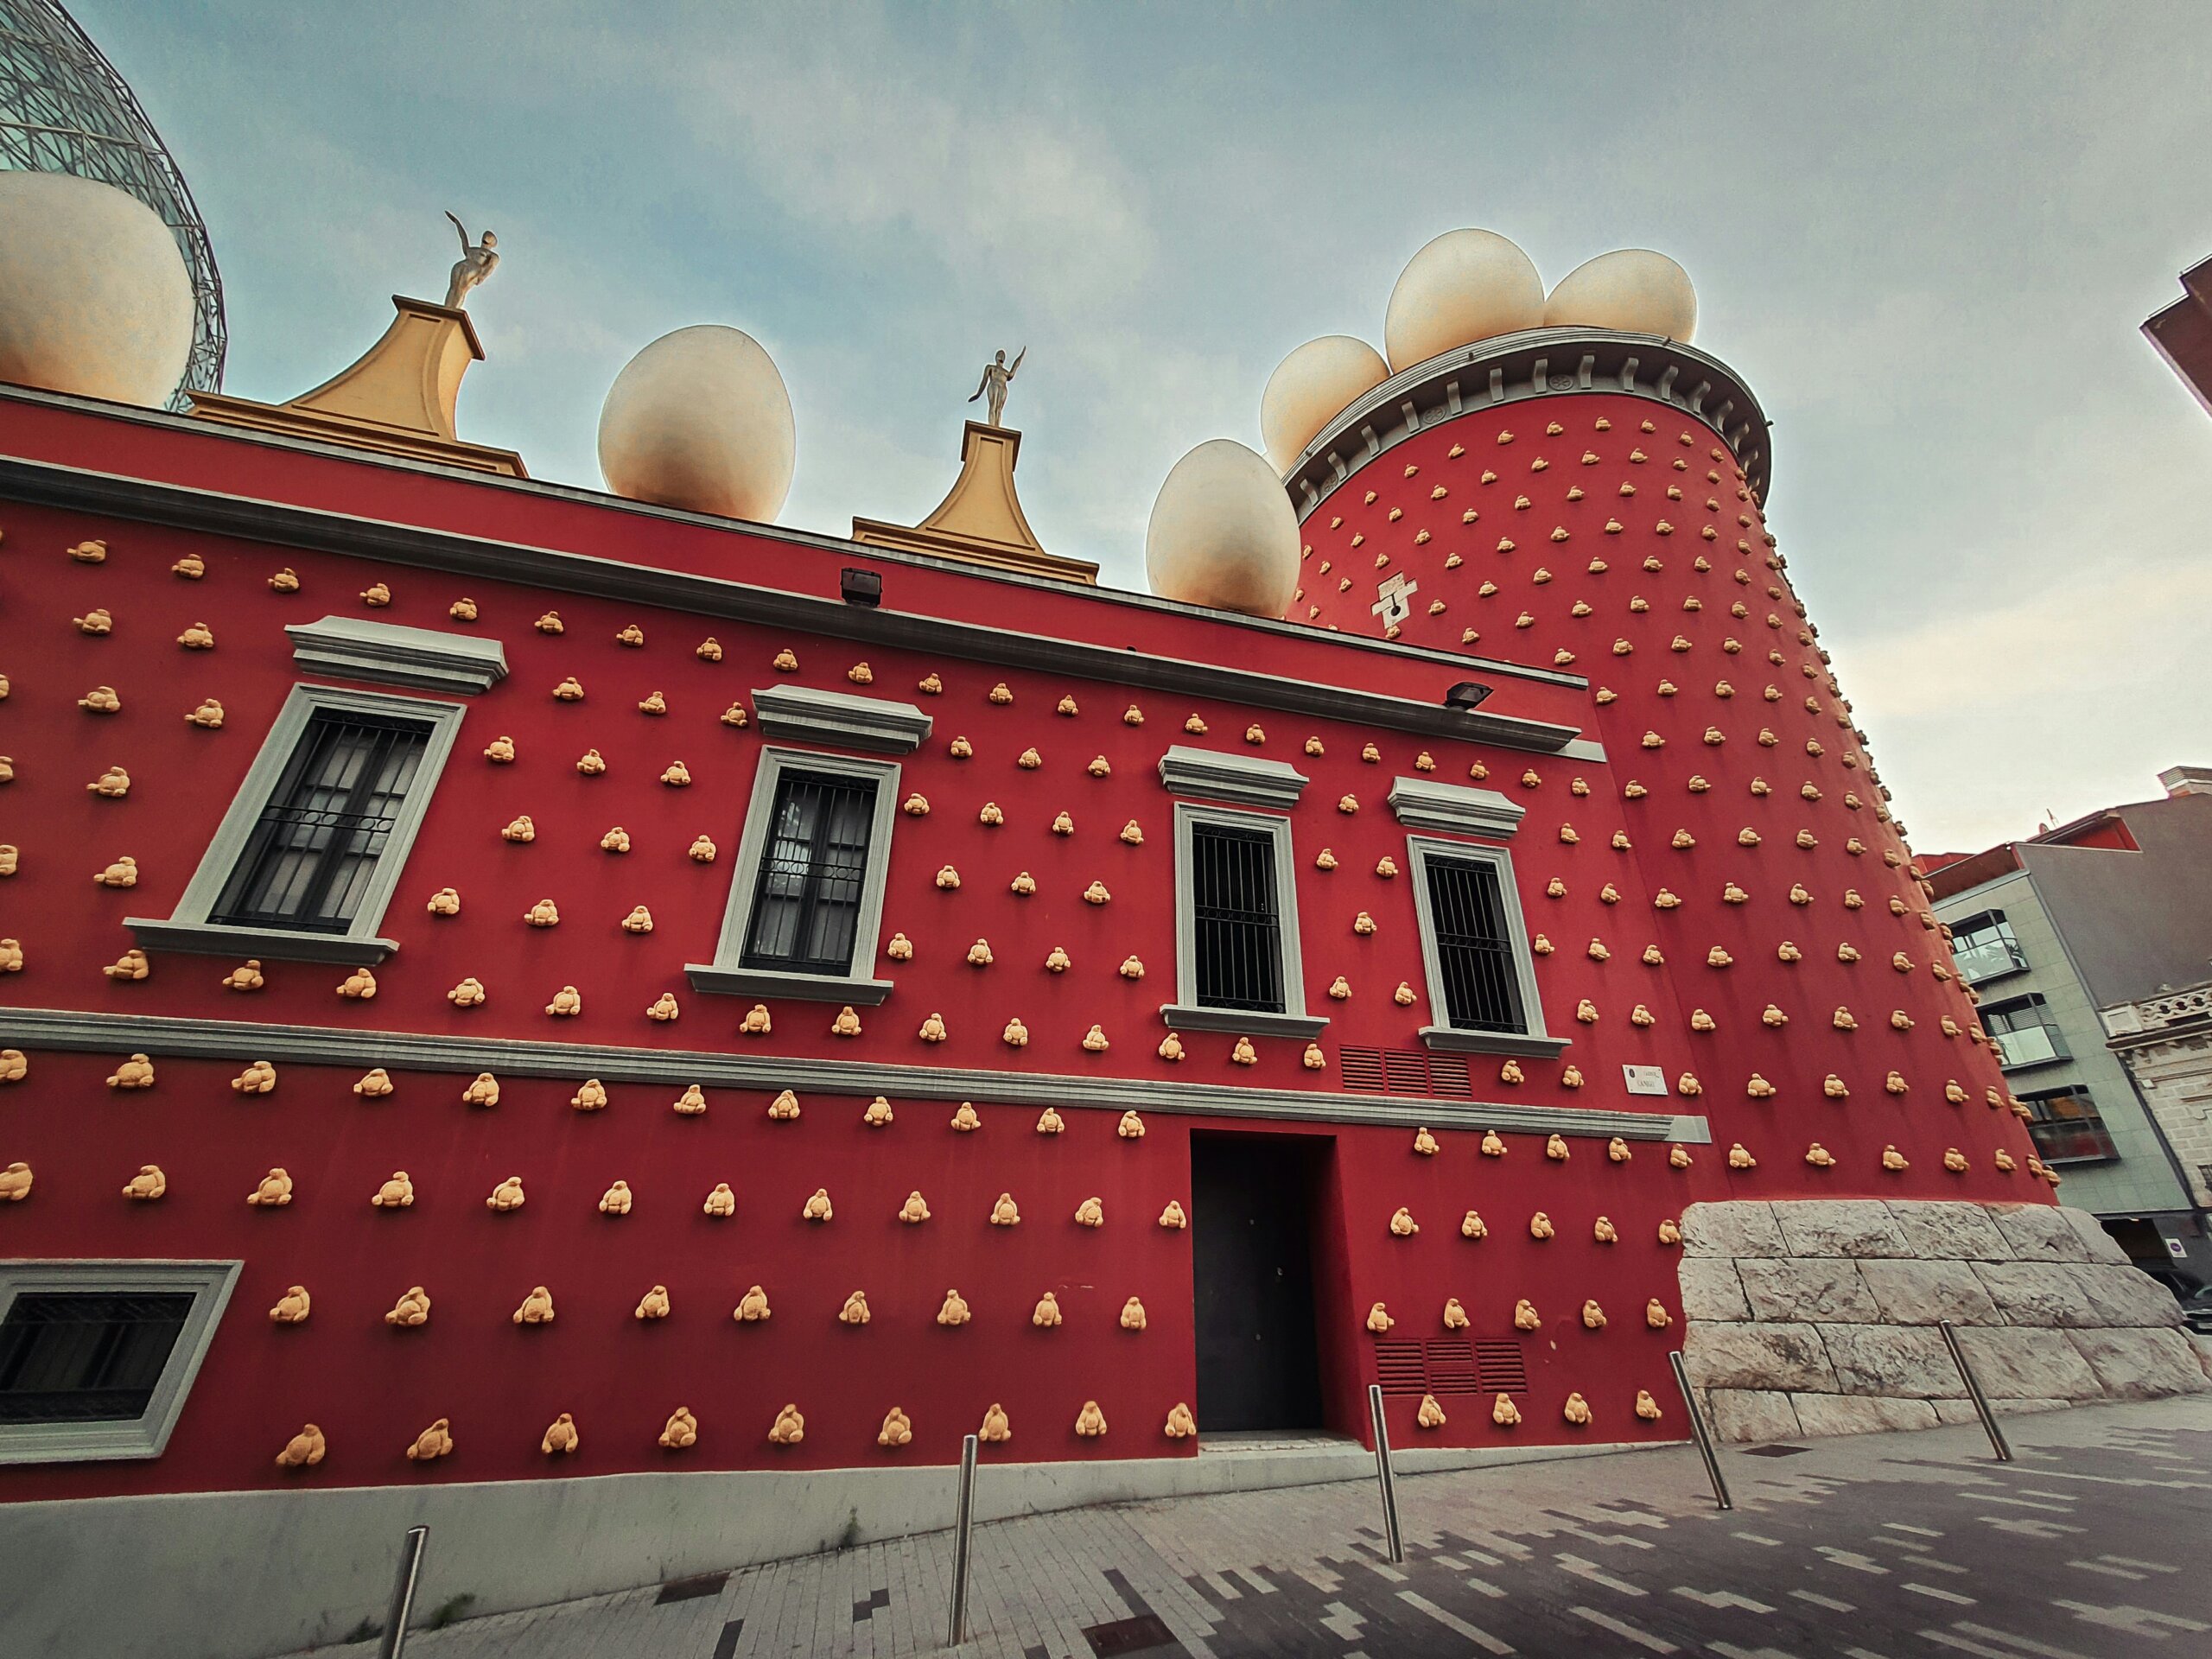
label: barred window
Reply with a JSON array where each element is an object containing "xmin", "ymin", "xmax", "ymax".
[
  {"xmin": 1192, "ymin": 822, "xmax": 1286, "ymax": 1014},
  {"xmin": 209, "ymin": 709, "xmax": 430, "ymax": 932},
  {"xmin": 1423, "ymin": 854, "xmax": 1526, "ymax": 1033},
  {"xmin": 740, "ymin": 769, "xmax": 879, "ymax": 976}
]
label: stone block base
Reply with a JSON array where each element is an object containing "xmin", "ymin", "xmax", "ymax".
[{"xmin": 1681, "ymin": 1198, "xmax": 2209, "ymax": 1441}]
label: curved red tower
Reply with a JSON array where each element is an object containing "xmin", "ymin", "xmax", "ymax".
[{"xmin": 1290, "ymin": 329, "xmax": 2029, "ymax": 1198}]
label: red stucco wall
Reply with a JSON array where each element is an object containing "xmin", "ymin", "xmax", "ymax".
[{"xmin": 0, "ymin": 390, "xmax": 2045, "ymax": 1503}]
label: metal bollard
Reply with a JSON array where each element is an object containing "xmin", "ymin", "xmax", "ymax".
[
  {"xmin": 376, "ymin": 1525, "xmax": 429, "ymax": 1659},
  {"xmin": 1669, "ymin": 1351, "xmax": 1733, "ymax": 1510},
  {"xmin": 1366, "ymin": 1383, "xmax": 1405, "ymax": 1563},
  {"xmin": 1938, "ymin": 1319, "xmax": 2013, "ymax": 1463},
  {"xmin": 947, "ymin": 1432, "xmax": 980, "ymax": 1646}
]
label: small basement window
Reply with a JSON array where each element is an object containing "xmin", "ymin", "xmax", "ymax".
[{"xmin": 0, "ymin": 1261, "xmax": 240, "ymax": 1465}]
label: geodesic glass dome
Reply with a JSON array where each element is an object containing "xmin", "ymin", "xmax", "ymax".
[{"xmin": 0, "ymin": 0, "xmax": 225, "ymax": 408}]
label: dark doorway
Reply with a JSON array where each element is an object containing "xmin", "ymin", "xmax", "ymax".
[{"xmin": 1191, "ymin": 1133, "xmax": 1326, "ymax": 1432}]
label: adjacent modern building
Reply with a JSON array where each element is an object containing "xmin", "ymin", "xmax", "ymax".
[{"xmin": 1926, "ymin": 772, "xmax": 2212, "ymax": 1281}]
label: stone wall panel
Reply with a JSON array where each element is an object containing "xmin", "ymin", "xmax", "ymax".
[
  {"xmin": 1815, "ymin": 1324, "xmax": 1960, "ymax": 1398},
  {"xmin": 1705, "ymin": 1389, "xmax": 1802, "ymax": 1443},
  {"xmin": 1885, "ymin": 1200, "xmax": 2013, "ymax": 1263},
  {"xmin": 1683, "ymin": 1324, "xmax": 1838, "ymax": 1392},
  {"xmin": 1858, "ymin": 1259, "xmax": 2000, "ymax": 1325},
  {"xmin": 1771, "ymin": 1199, "xmax": 1911, "ymax": 1260},
  {"xmin": 2066, "ymin": 1328, "xmax": 2209, "ymax": 1400},
  {"xmin": 1681, "ymin": 1201, "xmax": 1783, "ymax": 1261},
  {"xmin": 1736, "ymin": 1258, "xmax": 1880, "ymax": 1324},
  {"xmin": 1951, "ymin": 1325, "xmax": 2101, "ymax": 1400},
  {"xmin": 1679, "ymin": 1197, "xmax": 2208, "ymax": 1441},
  {"xmin": 1677, "ymin": 1258, "xmax": 1752, "ymax": 1324}
]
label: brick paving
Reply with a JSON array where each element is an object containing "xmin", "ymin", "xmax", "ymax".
[{"xmin": 318, "ymin": 1395, "xmax": 2212, "ymax": 1658}]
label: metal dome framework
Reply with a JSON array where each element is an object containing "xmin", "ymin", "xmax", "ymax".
[{"xmin": 0, "ymin": 0, "xmax": 225, "ymax": 407}]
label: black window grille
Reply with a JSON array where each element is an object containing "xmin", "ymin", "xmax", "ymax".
[
  {"xmin": 0, "ymin": 1291, "xmax": 194, "ymax": 1424},
  {"xmin": 741, "ymin": 770, "xmax": 877, "ymax": 975},
  {"xmin": 1192, "ymin": 822, "xmax": 1285, "ymax": 1013},
  {"xmin": 209, "ymin": 709, "xmax": 431, "ymax": 933},
  {"xmin": 1425, "ymin": 855, "xmax": 1526, "ymax": 1033}
]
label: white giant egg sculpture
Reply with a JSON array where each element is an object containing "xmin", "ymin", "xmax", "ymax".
[
  {"xmin": 1146, "ymin": 438, "xmax": 1300, "ymax": 620},
  {"xmin": 1260, "ymin": 334, "xmax": 1390, "ymax": 474},
  {"xmin": 598, "ymin": 324, "xmax": 795, "ymax": 522},
  {"xmin": 0, "ymin": 172, "xmax": 194, "ymax": 408},
  {"xmin": 1543, "ymin": 249, "xmax": 1697, "ymax": 341},
  {"xmin": 1382, "ymin": 229, "xmax": 1546, "ymax": 372}
]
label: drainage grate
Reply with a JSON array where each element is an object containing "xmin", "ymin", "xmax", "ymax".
[
  {"xmin": 1084, "ymin": 1612, "xmax": 1176, "ymax": 1655},
  {"xmin": 656, "ymin": 1573, "xmax": 728, "ymax": 1605},
  {"xmin": 1743, "ymin": 1444, "xmax": 1811, "ymax": 1458}
]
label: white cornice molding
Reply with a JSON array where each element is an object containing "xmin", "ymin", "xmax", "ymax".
[
  {"xmin": 749, "ymin": 683, "xmax": 932, "ymax": 755},
  {"xmin": 0, "ymin": 452, "xmax": 1586, "ymax": 756},
  {"xmin": 1388, "ymin": 775, "xmax": 1526, "ymax": 838},
  {"xmin": 1156, "ymin": 745, "xmax": 1311, "ymax": 809},
  {"xmin": 285, "ymin": 614, "xmax": 507, "ymax": 695}
]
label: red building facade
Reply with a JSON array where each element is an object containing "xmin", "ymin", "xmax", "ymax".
[{"xmin": 0, "ymin": 311, "xmax": 2098, "ymax": 1648}]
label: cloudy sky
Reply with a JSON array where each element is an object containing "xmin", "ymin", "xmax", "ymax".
[{"xmin": 78, "ymin": 0, "xmax": 2212, "ymax": 852}]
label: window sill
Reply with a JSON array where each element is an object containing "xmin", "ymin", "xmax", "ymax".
[
  {"xmin": 1156, "ymin": 1004, "xmax": 1329, "ymax": 1040},
  {"xmin": 124, "ymin": 918, "xmax": 398, "ymax": 966},
  {"xmin": 1997, "ymin": 1052, "xmax": 2070, "ymax": 1075},
  {"xmin": 685, "ymin": 964, "xmax": 897, "ymax": 1006},
  {"xmin": 1417, "ymin": 1025, "xmax": 1572, "ymax": 1059}
]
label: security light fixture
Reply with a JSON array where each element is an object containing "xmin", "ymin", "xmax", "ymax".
[
  {"xmin": 841, "ymin": 568, "xmax": 882, "ymax": 607},
  {"xmin": 1444, "ymin": 681, "xmax": 1493, "ymax": 712}
]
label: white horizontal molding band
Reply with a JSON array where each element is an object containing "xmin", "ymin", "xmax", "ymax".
[
  {"xmin": 0, "ymin": 1005, "xmax": 1708, "ymax": 1142},
  {"xmin": 0, "ymin": 455, "xmax": 1584, "ymax": 756}
]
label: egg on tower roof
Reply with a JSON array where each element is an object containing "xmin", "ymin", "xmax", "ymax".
[
  {"xmin": 1543, "ymin": 248, "xmax": 1698, "ymax": 341},
  {"xmin": 1382, "ymin": 227, "xmax": 1547, "ymax": 372},
  {"xmin": 1259, "ymin": 334, "xmax": 1390, "ymax": 474}
]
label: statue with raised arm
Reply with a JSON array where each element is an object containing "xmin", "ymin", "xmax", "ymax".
[
  {"xmin": 442, "ymin": 212, "xmax": 499, "ymax": 310},
  {"xmin": 968, "ymin": 346, "xmax": 1026, "ymax": 427}
]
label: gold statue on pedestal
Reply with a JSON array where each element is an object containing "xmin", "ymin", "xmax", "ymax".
[
  {"xmin": 443, "ymin": 212, "xmax": 499, "ymax": 309},
  {"xmin": 968, "ymin": 346, "xmax": 1026, "ymax": 427}
]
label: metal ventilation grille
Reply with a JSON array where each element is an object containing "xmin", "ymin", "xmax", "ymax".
[
  {"xmin": 1340, "ymin": 1048, "xmax": 1387, "ymax": 1093},
  {"xmin": 1474, "ymin": 1341, "xmax": 1529, "ymax": 1393},
  {"xmin": 1376, "ymin": 1336, "xmax": 1523, "ymax": 1398},
  {"xmin": 1338, "ymin": 1047, "xmax": 1474, "ymax": 1098},
  {"xmin": 1372, "ymin": 1340, "xmax": 1428, "ymax": 1396},
  {"xmin": 1423, "ymin": 1338, "xmax": 1481, "ymax": 1395}
]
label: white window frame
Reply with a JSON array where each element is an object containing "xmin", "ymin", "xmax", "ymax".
[
  {"xmin": 1406, "ymin": 835, "xmax": 1567, "ymax": 1058},
  {"xmin": 1160, "ymin": 800, "xmax": 1326, "ymax": 1040},
  {"xmin": 687, "ymin": 746, "xmax": 902, "ymax": 1005},
  {"xmin": 0, "ymin": 1259, "xmax": 241, "ymax": 1465},
  {"xmin": 125, "ymin": 683, "xmax": 466, "ymax": 966}
]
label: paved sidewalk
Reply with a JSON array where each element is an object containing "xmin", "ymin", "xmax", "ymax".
[{"xmin": 306, "ymin": 1397, "xmax": 2212, "ymax": 1658}]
